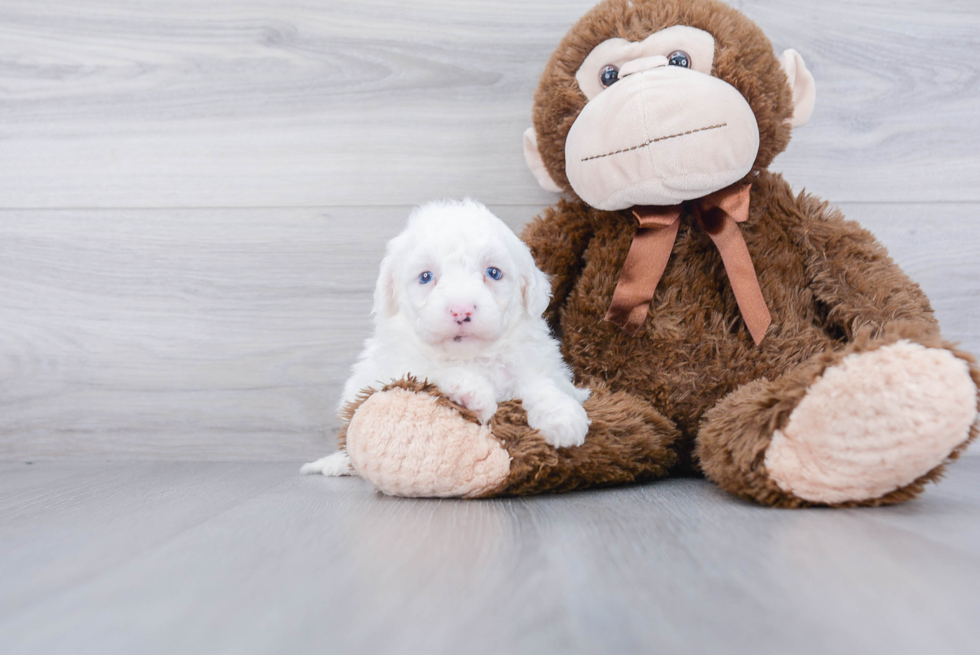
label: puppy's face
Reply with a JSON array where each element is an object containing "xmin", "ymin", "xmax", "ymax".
[{"xmin": 374, "ymin": 200, "xmax": 550, "ymax": 356}]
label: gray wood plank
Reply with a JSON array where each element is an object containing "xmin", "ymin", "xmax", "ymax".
[
  {"xmin": 0, "ymin": 462, "xmax": 294, "ymax": 617},
  {"xmin": 0, "ymin": 0, "xmax": 977, "ymax": 208},
  {"xmin": 1, "ymin": 203, "xmax": 977, "ymax": 460},
  {"xmin": 751, "ymin": 0, "xmax": 980, "ymax": 203},
  {"xmin": 859, "ymin": 460, "xmax": 980, "ymax": 557},
  {"xmin": 0, "ymin": 459, "xmax": 979, "ymax": 655}
]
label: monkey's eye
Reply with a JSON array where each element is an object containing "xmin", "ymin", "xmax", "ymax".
[
  {"xmin": 486, "ymin": 267, "xmax": 503, "ymax": 281},
  {"xmin": 667, "ymin": 51, "xmax": 691, "ymax": 68},
  {"xmin": 419, "ymin": 271, "xmax": 433, "ymax": 284},
  {"xmin": 599, "ymin": 65, "xmax": 619, "ymax": 88}
]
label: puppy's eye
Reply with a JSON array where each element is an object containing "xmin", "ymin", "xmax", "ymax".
[
  {"xmin": 418, "ymin": 271, "xmax": 433, "ymax": 284},
  {"xmin": 486, "ymin": 267, "xmax": 503, "ymax": 281},
  {"xmin": 667, "ymin": 50, "xmax": 691, "ymax": 68},
  {"xmin": 599, "ymin": 65, "xmax": 619, "ymax": 88}
]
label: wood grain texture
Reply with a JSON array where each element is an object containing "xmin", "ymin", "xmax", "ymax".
[
  {"xmin": 1, "ymin": 0, "xmax": 978, "ymax": 460},
  {"xmin": 0, "ymin": 462, "xmax": 291, "ymax": 616},
  {"xmin": 1, "ymin": 459, "xmax": 979, "ymax": 655},
  {"xmin": 1, "ymin": 203, "xmax": 977, "ymax": 460},
  {"xmin": 0, "ymin": 0, "xmax": 978, "ymax": 208}
]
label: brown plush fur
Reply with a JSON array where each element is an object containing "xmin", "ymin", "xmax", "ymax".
[
  {"xmin": 522, "ymin": 168, "xmax": 977, "ymax": 505},
  {"xmin": 527, "ymin": 170, "xmax": 941, "ymax": 440},
  {"xmin": 485, "ymin": 381, "xmax": 681, "ymax": 496}
]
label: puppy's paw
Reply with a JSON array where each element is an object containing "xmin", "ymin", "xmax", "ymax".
[
  {"xmin": 527, "ymin": 393, "xmax": 591, "ymax": 448},
  {"xmin": 436, "ymin": 370, "xmax": 499, "ymax": 424},
  {"xmin": 571, "ymin": 385, "xmax": 592, "ymax": 404},
  {"xmin": 454, "ymin": 388, "xmax": 498, "ymax": 424},
  {"xmin": 300, "ymin": 451, "xmax": 356, "ymax": 477}
]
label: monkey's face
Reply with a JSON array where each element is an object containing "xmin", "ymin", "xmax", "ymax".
[
  {"xmin": 565, "ymin": 26, "xmax": 759, "ymax": 209},
  {"xmin": 524, "ymin": 0, "xmax": 816, "ymax": 211}
]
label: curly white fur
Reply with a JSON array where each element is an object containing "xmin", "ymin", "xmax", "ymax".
[{"xmin": 302, "ymin": 199, "xmax": 591, "ymax": 477}]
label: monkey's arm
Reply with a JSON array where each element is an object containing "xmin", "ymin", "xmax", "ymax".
[
  {"xmin": 792, "ymin": 193, "xmax": 939, "ymax": 339},
  {"xmin": 521, "ymin": 199, "xmax": 595, "ymax": 331}
]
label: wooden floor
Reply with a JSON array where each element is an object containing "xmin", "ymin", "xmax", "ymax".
[{"xmin": 1, "ymin": 458, "xmax": 979, "ymax": 655}]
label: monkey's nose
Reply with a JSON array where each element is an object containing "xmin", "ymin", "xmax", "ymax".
[{"xmin": 619, "ymin": 55, "xmax": 669, "ymax": 78}]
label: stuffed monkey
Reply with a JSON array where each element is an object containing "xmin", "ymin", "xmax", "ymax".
[{"xmin": 336, "ymin": 0, "xmax": 979, "ymax": 507}]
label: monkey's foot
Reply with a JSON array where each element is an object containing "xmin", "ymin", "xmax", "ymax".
[
  {"xmin": 764, "ymin": 341, "xmax": 978, "ymax": 504},
  {"xmin": 345, "ymin": 385, "xmax": 511, "ymax": 498},
  {"xmin": 340, "ymin": 376, "xmax": 681, "ymax": 498}
]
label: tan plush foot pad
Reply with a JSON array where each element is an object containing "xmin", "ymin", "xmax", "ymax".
[
  {"xmin": 345, "ymin": 387, "xmax": 511, "ymax": 498},
  {"xmin": 765, "ymin": 341, "xmax": 978, "ymax": 504}
]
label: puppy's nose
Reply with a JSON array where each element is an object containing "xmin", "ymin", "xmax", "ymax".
[{"xmin": 449, "ymin": 303, "xmax": 476, "ymax": 323}]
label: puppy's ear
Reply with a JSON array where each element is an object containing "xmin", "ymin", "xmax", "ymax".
[
  {"xmin": 522, "ymin": 267, "xmax": 552, "ymax": 318},
  {"xmin": 371, "ymin": 249, "xmax": 400, "ymax": 322},
  {"xmin": 517, "ymin": 244, "xmax": 552, "ymax": 318}
]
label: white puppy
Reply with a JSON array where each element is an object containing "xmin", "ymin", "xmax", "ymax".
[{"xmin": 302, "ymin": 199, "xmax": 591, "ymax": 477}]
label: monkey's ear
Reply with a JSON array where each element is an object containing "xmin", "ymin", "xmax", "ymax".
[
  {"xmin": 523, "ymin": 127, "xmax": 563, "ymax": 193},
  {"xmin": 779, "ymin": 49, "xmax": 816, "ymax": 128}
]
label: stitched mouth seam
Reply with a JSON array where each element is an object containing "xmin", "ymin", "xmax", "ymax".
[{"xmin": 581, "ymin": 123, "xmax": 728, "ymax": 162}]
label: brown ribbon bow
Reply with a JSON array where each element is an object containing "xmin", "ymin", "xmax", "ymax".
[{"xmin": 603, "ymin": 183, "xmax": 772, "ymax": 345}]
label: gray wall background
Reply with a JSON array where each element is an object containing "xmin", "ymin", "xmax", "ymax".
[{"xmin": 1, "ymin": 0, "xmax": 978, "ymax": 460}]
